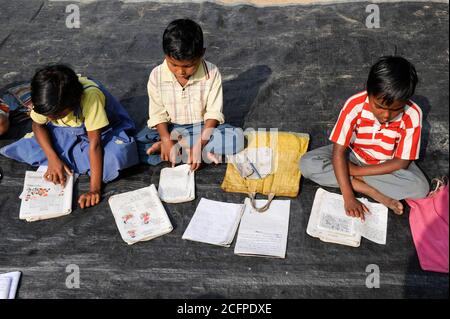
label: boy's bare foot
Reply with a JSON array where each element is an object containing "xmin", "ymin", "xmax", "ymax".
[
  {"xmin": 146, "ymin": 141, "xmax": 162, "ymax": 155},
  {"xmin": 206, "ymin": 152, "xmax": 221, "ymax": 164},
  {"xmin": 385, "ymin": 198, "xmax": 404, "ymax": 215},
  {"xmin": 351, "ymin": 177, "xmax": 404, "ymax": 215}
]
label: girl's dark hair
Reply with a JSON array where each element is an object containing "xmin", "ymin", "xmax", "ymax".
[
  {"xmin": 31, "ymin": 64, "xmax": 83, "ymax": 116},
  {"xmin": 162, "ymin": 19, "xmax": 204, "ymax": 61},
  {"xmin": 367, "ymin": 56, "xmax": 418, "ymax": 106}
]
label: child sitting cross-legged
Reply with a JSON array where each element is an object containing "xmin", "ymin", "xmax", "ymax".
[
  {"xmin": 300, "ymin": 56, "xmax": 430, "ymax": 220},
  {"xmin": 136, "ymin": 19, "xmax": 245, "ymax": 171}
]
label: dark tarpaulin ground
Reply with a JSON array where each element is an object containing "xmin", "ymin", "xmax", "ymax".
[{"xmin": 0, "ymin": 0, "xmax": 448, "ymax": 298}]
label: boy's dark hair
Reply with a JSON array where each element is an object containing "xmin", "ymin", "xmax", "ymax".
[
  {"xmin": 367, "ymin": 56, "xmax": 418, "ymax": 106},
  {"xmin": 163, "ymin": 19, "xmax": 204, "ymax": 61},
  {"xmin": 31, "ymin": 64, "xmax": 83, "ymax": 116}
]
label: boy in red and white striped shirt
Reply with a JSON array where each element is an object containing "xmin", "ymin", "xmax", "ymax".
[{"xmin": 301, "ymin": 56, "xmax": 429, "ymax": 219}]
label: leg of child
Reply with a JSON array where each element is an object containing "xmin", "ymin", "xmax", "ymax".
[
  {"xmin": 170, "ymin": 123, "xmax": 245, "ymax": 166},
  {"xmin": 300, "ymin": 144, "xmax": 343, "ymax": 187},
  {"xmin": 361, "ymin": 161, "xmax": 430, "ymax": 200},
  {"xmin": 301, "ymin": 145, "xmax": 406, "ymax": 215},
  {"xmin": 135, "ymin": 126, "xmax": 167, "ymax": 165},
  {"xmin": 202, "ymin": 123, "xmax": 245, "ymax": 163},
  {"xmin": 350, "ymin": 176, "xmax": 404, "ymax": 215}
]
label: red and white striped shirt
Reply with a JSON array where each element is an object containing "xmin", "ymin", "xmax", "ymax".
[{"xmin": 329, "ymin": 91, "xmax": 422, "ymax": 165}]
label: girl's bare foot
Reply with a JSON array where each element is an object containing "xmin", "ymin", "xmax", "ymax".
[{"xmin": 146, "ymin": 141, "xmax": 162, "ymax": 155}]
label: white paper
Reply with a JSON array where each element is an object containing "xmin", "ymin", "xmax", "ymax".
[
  {"xmin": 234, "ymin": 199, "xmax": 290, "ymax": 258},
  {"xmin": 357, "ymin": 199, "xmax": 388, "ymax": 245},
  {"xmin": 246, "ymin": 147, "xmax": 273, "ymax": 177},
  {"xmin": 306, "ymin": 188, "xmax": 388, "ymax": 247},
  {"xmin": 109, "ymin": 184, "xmax": 173, "ymax": 245},
  {"xmin": 158, "ymin": 164, "xmax": 195, "ymax": 203},
  {"xmin": 227, "ymin": 147, "xmax": 273, "ymax": 179},
  {"xmin": 0, "ymin": 271, "xmax": 21, "ymax": 299},
  {"xmin": 182, "ymin": 198, "xmax": 244, "ymax": 247},
  {"xmin": 317, "ymin": 193, "xmax": 356, "ymax": 236},
  {"xmin": 19, "ymin": 171, "xmax": 73, "ymax": 222},
  {"xmin": 0, "ymin": 277, "xmax": 11, "ymax": 299},
  {"xmin": 19, "ymin": 165, "xmax": 78, "ymax": 200}
]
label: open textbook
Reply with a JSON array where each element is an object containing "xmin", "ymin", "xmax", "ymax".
[
  {"xmin": 234, "ymin": 199, "xmax": 291, "ymax": 258},
  {"xmin": 158, "ymin": 164, "xmax": 195, "ymax": 203},
  {"xmin": 19, "ymin": 170, "xmax": 74, "ymax": 222},
  {"xmin": 182, "ymin": 198, "xmax": 245, "ymax": 247},
  {"xmin": 307, "ymin": 188, "xmax": 388, "ymax": 247},
  {"xmin": 0, "ymin": 271, "xmax": 21, "ymax": 299},
  {"xmin": 109, "ymin": 184, "xmax": 173, "ymax": 245}
]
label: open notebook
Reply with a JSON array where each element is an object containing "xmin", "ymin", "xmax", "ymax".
[
  {"xmin": 19, "ymin": 170, "xmax": 74, "ymax": 222},
  {"xmin": 182, "ymin": 198, "xmax": 245, "ymax": 247},
  {"xmin": 108, "ymin": 184, "xmax": 173, "ymax": 245},
  {"xmin": 234, "ymin": 198, "xmax": 291, "ymax": 258},
  {"xmin": 158, "ymin": 164, "xmax": 195, "ymax": 203},
  {"xmin": 0, "ymin": 271, "xmax": 21, "ymax": 299},
  {"xmin": 306, "ymin": 188, "xmax": 388, "ymax": 247}
]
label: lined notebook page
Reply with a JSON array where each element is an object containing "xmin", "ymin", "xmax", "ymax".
[
  {"xmin": 182, "ymin": 198, "xmax": 244, "ymax": 247},
  {"xmin": 234, "ymin": 199, "xmax": 290, "ymax": 258}
]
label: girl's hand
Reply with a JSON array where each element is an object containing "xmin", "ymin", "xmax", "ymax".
[
  {"xmin": 45, "ymin": 156, "xmax": 73, "ymax": 186},
  {"xmin": 344, "ymin": 196, "xmax": 369, "ymax": 221},
  {"xmin": 78, "ymin": 190, "xmax": 101, "ymax": 209}
]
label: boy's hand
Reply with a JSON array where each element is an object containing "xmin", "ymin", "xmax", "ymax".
[
  {"xmin": 160, "ymin": 139, "xmax": 178, "ymax": 166},
  {"xmin": 78, "ymin": 190, "xmax": 101, "ymax": 209},
  {"xmin": 0, "ymin": 114, "xmax": 9, "ymax": 136},
  {"xmin": 344, "ymin": 196, "xmax": 369, "ymax": 221},
  {"xmin": 45, "ymin": 156, "xmax": 73, "ymax": 186},
  {"xmin": 187, "ymin": 140, "xmax": 204, "ymax": 171}
]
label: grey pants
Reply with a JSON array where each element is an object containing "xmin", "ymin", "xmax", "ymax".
[{"xmin": 300, "ymin": 144, "xmax": 430, "ymax": 200}]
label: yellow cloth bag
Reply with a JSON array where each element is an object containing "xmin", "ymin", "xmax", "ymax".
[{"xmin": 221, "ymin": 130, "xmax": 310, "ymax": 212}]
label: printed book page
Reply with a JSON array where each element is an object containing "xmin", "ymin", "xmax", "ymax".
[
  {"xmin": 306, "ymin": 188, "xmax": 387, "ymax": 247},
  {"xmin": 109, "ymin": 184, "xmax": 173, "ymax": 245},
  {"xmin": 356, "ymin": 199, "xmax": 388, "ymax": 245},
  {"xmin": 306, "ymin": 188, "xmax": 361, "ymax": 247},
  {"xmin": 317, "ymin": 192, "xmax": 357, "ymax": 236},
  {"xmin": 19, "ymin": 171, "xmax": 73, "ymax": 221},
  {"xmin": 234, "ymin": 198, "xmax": 290, "ymax": 258},
  {"xmin": 182, "ymin": 198, "xmax": 244, "ymax": 247},
  {"xmin": 158, "ymin": 164, "xmax": 195, "ymax": 203},
  {"xmin": 0, "ymin": 271, "xmax": 21, "ymax": 299},
  {"xmin": 0, "ymin": 277, "xmax": 11, "ymax": 299},
  {"xmin": 19, "ymin": 166, "xmax": 78, "ymax": 200}
]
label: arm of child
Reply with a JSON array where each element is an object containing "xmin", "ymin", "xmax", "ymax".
[
  {"xmin": 332, "ymin": 143, "xmax": 369, "ymax": 220},
  {"xmin": 348, "ymin": 158, "xmax": 411, "ymax": 176},
  {"xmin": 32, "ymin": 121, "xmax": 72, "ymax": 186},
  {"xmin": 78, "ymin": 129, "xmax": 102, "ymax": 209},
  {"xmin": 187, "ymin": 66, "xmax": 224, "ymax": 171},
  {"xmin": 154, "ymin": 122, "xmax": 177, "ymax": 167},
  {"xmin": 188, "ymin": 119, "xmax": 219, "ymax": 171}
]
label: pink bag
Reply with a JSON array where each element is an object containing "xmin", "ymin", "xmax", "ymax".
[{"xmin": 407, "ymin": 177, "xmax": 449, "ymax": 273}]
